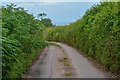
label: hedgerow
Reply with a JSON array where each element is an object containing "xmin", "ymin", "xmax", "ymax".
[
  {"xmin": 46, "ymin": 2, "xmax": 120, "ymax": 76},
  {"xmin": 1, "ymin": 4, "xmax": 48, "ymax": 78}
]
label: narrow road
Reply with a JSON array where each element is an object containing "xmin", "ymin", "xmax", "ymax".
[{"xmin": 23, "ymin": 42, "xmax": 111, "ymax": 78}]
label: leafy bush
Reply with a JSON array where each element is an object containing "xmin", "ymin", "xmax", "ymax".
[
  {"xmin": 2, "ymin": 4, "xmax": 48, "ymax": 78},
  {"xmin": 46, "ymin": 2, "xmax": 120, "ymax": 76}
]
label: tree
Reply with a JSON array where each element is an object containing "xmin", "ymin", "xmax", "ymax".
[
  {"xmin": 37, "ymin": 13, "xmax": 47, "ymax": 20},
  {"xmin": 41, "ymin": 18, "xmax": 53, "ymax": 27}
]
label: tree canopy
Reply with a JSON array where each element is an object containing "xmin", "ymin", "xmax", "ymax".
[{"xmin": 41, "ymin": 18, "xmax": 53, "ymax": 27}]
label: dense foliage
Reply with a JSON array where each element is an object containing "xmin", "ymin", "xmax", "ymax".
[
  {"xmin": 37, "ymin": 13, "xmax": 54, "ymax": 27},
  {"xmin": 41, "ymin": 18, "xmax": 53, "ymax": 27},
  {"xmin": 46, "ymin": 2, "xmax": 120, "ymax": 76},
  {"xmin": 2, "ymin": 4, "xmax": 48, "ymax": 78}
]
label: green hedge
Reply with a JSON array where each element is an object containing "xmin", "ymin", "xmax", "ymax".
[
  {"xmin": 2, "ymin": 4, "xmax": 48, "ymax": 78},
  {"xmin": 46, "ymin": 2, "xmax": 120, "ymax": 76}
]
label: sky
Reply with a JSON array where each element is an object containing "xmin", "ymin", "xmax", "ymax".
[{"xmin": 2, "ymin": 1, "xmax": 100, "ymax": 26}]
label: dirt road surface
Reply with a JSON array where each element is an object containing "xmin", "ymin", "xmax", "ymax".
[{"xmin": 23, "ymin": 42, "xmax": 111, "ymax": 78}]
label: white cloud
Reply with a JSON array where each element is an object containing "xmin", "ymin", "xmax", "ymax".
[
  {"xmin": 1, "ymin": 0, "xmax": 102, "ymax": 2},
  {"xmin": 17, "ymin": 3, "xmax": 35, "ymax": 7},
  {"xmin": 2, "ymin": 0, "xmax": 119, "ymax": 3}
]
